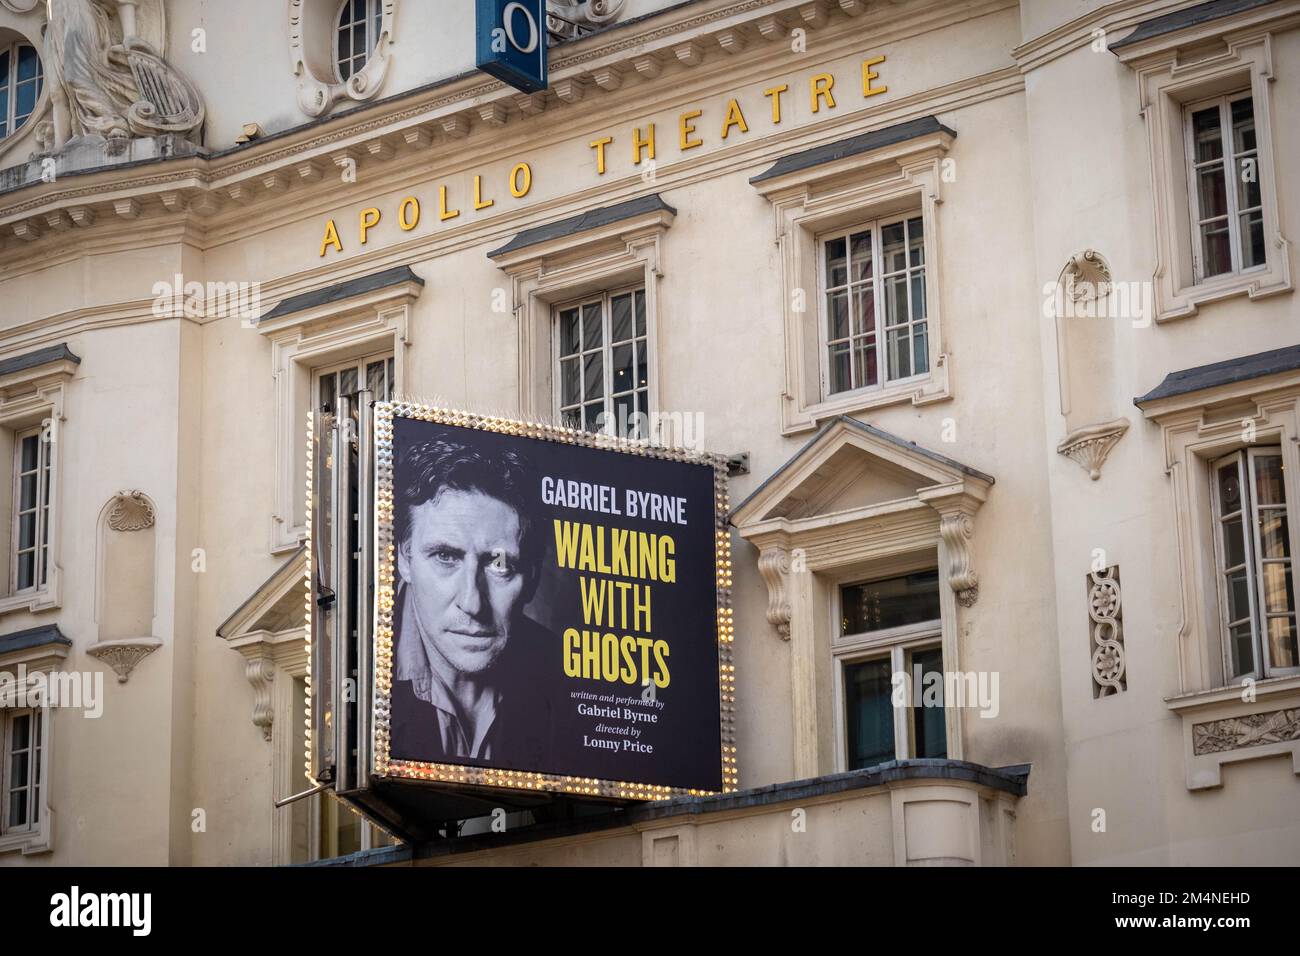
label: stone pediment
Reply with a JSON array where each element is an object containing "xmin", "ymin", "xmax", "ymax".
[
  {"xmin": 732, "ymin": 416, "xmax": 993, "ymax": 531},
  {"xmin": 732, "ymin": 417, "xmax": 994, "ymax": 637}
]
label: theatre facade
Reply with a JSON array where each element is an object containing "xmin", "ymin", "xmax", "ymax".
[{"xmin": 0, "ymin": 0, "xmax": 1297, "ymax": 867}]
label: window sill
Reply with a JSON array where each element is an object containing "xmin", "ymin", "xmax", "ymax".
[
  {"xmin": 0, "ymin": 827, "xmax": 51, "ymax": 856},
  {"xmin": 0, "ymin": 589, "xmax": 57, "ymax": 617},
  {"xmin": 1165, "ymin": 676, "xmax": 1300, "ymax": 790},
  {"xmin": 785, "ymin": 357, "xmax": 950, "ymax": 435},
  {"xmin": 1158, "ymin": 266, "xmax": 1293, "ymax": 323}
]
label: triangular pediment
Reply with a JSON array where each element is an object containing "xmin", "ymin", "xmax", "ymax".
[
  {"xmin": 217, "ymin": 545, "xmax": 308, "ymax": 640},
  {"xmin": 732, "ymin": 417, "xmax": 993, "ymax": 530}
]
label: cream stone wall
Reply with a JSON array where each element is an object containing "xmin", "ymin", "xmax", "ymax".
[{"xmin": 0, "ymin": 0, "xmax": 1294, "ymax": 867}]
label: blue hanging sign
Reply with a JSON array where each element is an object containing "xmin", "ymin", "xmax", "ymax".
[{"xmin": 476, "ymin": 0, "xmax": 548, "ymax": 94}]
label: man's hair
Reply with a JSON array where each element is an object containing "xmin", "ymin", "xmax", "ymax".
[{"xmin": 394, "ymin": 435, "xmax": 542, "ymax": 583}]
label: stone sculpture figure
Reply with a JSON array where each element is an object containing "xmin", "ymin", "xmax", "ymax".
[{"xmin": 44, "ymin": 0, "xmax": 203, "ymax": 149}]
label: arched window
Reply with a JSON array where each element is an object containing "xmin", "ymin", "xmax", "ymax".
[
  {"xmin": 335, "ymin": 0, "xmax": 383, "ymax": 82},
  {"xmin": 0, "ymin": 42, "xmax": 43, "ymax": 139}
]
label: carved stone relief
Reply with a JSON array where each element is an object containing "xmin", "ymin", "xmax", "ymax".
[
  {"xmin": 86, "ymin": 637, "xmax": 162, "ymax": 682},
  {"xmin": 106, "ymin": 490, "xmax": 155, "ymax": 531},
  {"xmin": 289, "ymin": 0, "xmax": 396, "ymax": 118},
  {"xmin": 1057, "ymin": 248, "xmax": 1112, "ymax": 303},
  {"xmin": 939, "ymin": 512, "xmax": 979, "ymax": 607},
  {"xmin": 757, "ymin": 547, "xmax": 792, "ymax": 640},
  {"xmin": 1192, "ymin": 708, "xmax": 1300, "ymax": 756},
  {"xmin": 43, "ymin": 0, "xmax": 203, "ymax": 151},
  {"xmin": 1088, "ymin": 565, "xmax": 1125, "ymax": 697},
  {"xmin": 1058, "ymin": 418, "xmax": 1129, "ymax": 480},
  {"xmin": 547, "ymin": 0, "xmax": 628, "ymax": 40}
]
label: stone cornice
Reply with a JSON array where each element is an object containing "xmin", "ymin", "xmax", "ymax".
[{"xmin": 0, "ymin": 0, "xmax": 1017, "ymax": 254}]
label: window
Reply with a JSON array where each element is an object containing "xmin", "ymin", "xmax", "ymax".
[
  {"xmin": 0, "ymin": 42, "xmax": 42, "ymax": 140},
  {"xmin": 1, "ymin": 708, "xmax": 42, "ymax": 836},
  {"xmin": 11, "ymin": 426, "xmax": 51, "ymax": 595},
  {"xmin": 554, "ymin": 288, "xmax": 650, "ymax": 438},
  {"xmin": 315, "ymin": 353, "xmax": 396, "ymax": 415},
  {"xmin": 1211, "ymin": 448, "xmax": 1297, "ymax": 681},
  {"xmin": 1185, "ymin": 93, "xmax": 1265, "ymax": 282},
  {"xmin": 835, "ymin": 569, "xmax": 947, "ymax": 770},
  {"xmin": 821, "ymin": 216, "xmax": 928, "ymax": 397},
  {"xmin": 335, "ymin": 0, "xmax": 384, "ymax": 82}
]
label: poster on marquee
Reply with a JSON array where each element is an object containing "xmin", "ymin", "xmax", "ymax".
[{"xmin": 374, "ymin": 404, "xmax": 731, "ymax": 796}]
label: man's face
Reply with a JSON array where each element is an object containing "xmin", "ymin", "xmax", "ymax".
[{"xmin": 398, "ymin": 488, "xmax": 528, "ymax": 677}]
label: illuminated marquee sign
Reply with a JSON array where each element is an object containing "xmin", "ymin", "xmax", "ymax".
[
  {"xmin": 316, "ymin": 55, "xmax": 889, "ymax": 258},
  {"xmin": 476, "ymin": 0, "xmax": 548, "ymax": 94},
  {"xmin": 368, "ymin": 403, "xmax": 737, "ymax": 798}
]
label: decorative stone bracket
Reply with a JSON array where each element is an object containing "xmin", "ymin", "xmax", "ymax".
[
  {"xmin": 245, "ymin": 655, "xmax": 276, "ymax": 741},
  {"xmin": 938, "ymin": 511, "xmax": 979, "ymax": 608},
  {"xmin": 1058, "ymin": 418, "xmax": 1130, "ymax": 481},
  {"xmin": 757, "ymin": 547, "xmax": 792, "ymax": 640},
  {"xmin": 86, "ymin": 638, "xmax": 162, "ymax": 683}
]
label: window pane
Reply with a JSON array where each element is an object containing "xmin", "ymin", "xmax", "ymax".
[
  {"xmin": 582, "ymin": 402, "xmax": 603, "ymax": 432},
  {"xmin": 582, "ymin": 302, "xmax": 602, "ymax": 350},
  {"xmin": 853, "ymin": 284, "xmax": 874, "ymax": 336},
  {"xmin": 881, "ymin": 222, "xmax": 906, "ymax": 273},
  {"xmin": 582, "ymin": 352, "xmax": 602, "ymax": 401},
  {"xmin": 560, "ymin": 356, "xmax": 580, "ymax": 407},
  {"xmin": 611, "ymin": 343, "xmax": 634, "ymax": 394},
  {"xmin": 338, "ymin": 367, "xmax": 357, "ymax": 397},
  {"xmin": 827, "ymin": 342, "xmax": 851, "ymax": 395},
  {"xmin": 1255, "ymin": 456, "xmax": 1284, "ymax": 504},
  {"xmin": 849, "ymin": 231, "xmax": 872, "ymax": 282},
  {"xmin": 907, "ymin": 217, "xmax": 925, "ymax": 266},
  {"xmin": 17, "ymin": 551, "xmax": 33, "ymax": 591},
  {"xmin": 1229, "ymin": 622, "xmax": 1255, "ymax": 676},
  {"xmin": 842, "ymin": 570, "xmax": 940, "ymax": 634},
  {"xmin": 613, "ymin": 392, "xmax": 636, "ymax": 438},
  {"xmin": 1236, "ymin": 159, "xmax": 1261, "ymax": 211},
  {"xmin": 1268, "ymin": 617, "xmax": 1298, "ymax": 670},
  {"xmin": 910, "ymin": 272, "xmax": 927, "ymax": 321},
  {"xmin": 610, "ymin": 293, "xmax": 633, "ymax": 343},
  {"xmin": 1226, "ymin": 569, "xmax": 1252, "ymax": 623},
  {"xmin": 16, "ymin": 81, "xmax": 36, "ymax": 123},
  {"xmin": 1231, "ymin": 97, "xmax": 1255, "ymax": 154},
  {"xmin": 20, "ymin": 434, "xmax": 37, "ymax": 472},
  {"xmin": 9, "ymin": 790, "xmax": 25, "ymax": 828},
  {"xmin": 11, "ymin": 713, "xmax": 28, "ymax": 750},
  {"xmin": 1222, "ymin": 516, "xmax": 1247, "ymax": 567},
  {"xmin": 1262, "ymin": 564, "xmax": 1293, "ymax": 615},
  {"xmin": 19, "ymin": 471, "xmax": 36, "ymax": 510},
  {"xmin": 853, "ymin": 338, "xmax": 877, "ymax": 389},
  {"xmin": 888, "ymin": 328, "xmax": 911, "ymax": 380},
  {"xmin": 911, "ymin": 647, "xmax": 947, "ymax": 759},
  {"xmin": 18, "ymin": 511, "xmax": 35, "ymax": 550},
  {"xmin": 1200, "ymin": 221, "xmax": 1232, "ymax": 277},
  {"xmin": 336, "ymin": 25, "xmax": 351, "ymax": 74},
  {"xmin": 913, "ymin": 322, "xmax": 929, "ymax": 376},
  {"xmin": 1196, "ymin": 166, "xmax": 1228, "ymax": 219},
  {"xmin": 1191, "ymin": 105, "xmax": 1223, "ymax": 163},
  {"xmin": 17, "ymin": 44, "xmax": 38, "ymax": 83},
  {"xmin": 634, "ymin": 290, "xmax": 646, "ymax": 337},
  {"xmin": 1240, "ymin": 211, "xmax": 1265, "ymax": 270},
  {"xmin": 636, "ymin": 340, "xmax": 648, "ymax": 390},
  {"xmin": 826, "ymin": 291, "xmax": 849, "ymax": 341},
  {"xmin": 365, "ymin": 360, "xmax": 386, "ymax": 398},
  {"xmin": 559, "ymin": 308, "xmax": 580, "ymax": 356},
  {"xmin": 1258, "ymin": 512, "xmax": 1289, "ymax": 559},
  {"xmin": 825, "ymin": 237, "xmax": 847, "ymax": 288},
  {"xmin": 844, "ymin": 658, "xmax": 894, "ymax": 770},
  {"xmin": 9, "ymin": 750, "xmax": 27, "ymax": 791},
  {"xmin": 1218, "ymin": 461, "xmax": 1243, "ymax": 513},
  {"xmin": 884, "ymin": 275, "xmax": 908, "ymax": 326}
]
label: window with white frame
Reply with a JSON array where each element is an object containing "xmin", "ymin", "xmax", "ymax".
[
  {"xmin": 555, "ymin": 288, "xmax": 650, "ymax": 438},
  {"xmin": 1210, "ymin": 447, "xmax": 1297, "ymax": 682},
  {"xmin": 820, "ymin": 216, "xmax": 928, "ymax": 398},
  {"xmin": 835, "ymin": 568, "xmax": 947, "ymax": 770},
  {"xmin": 315, "ymin": 352, "xmax": 395, "ymax": 416},
  {"xmin": 0, "ymin": 41, "xmax": 43, "ymax": 140},
  {"xmin": 1, "ymin": 707, "xmax": 42, "ymax": 836},
  {"xmin": 335, "ymin": 0, "xmax": 383, "ymax": 82},
  {"xmin": 11, "ymin": 425, "xmax": 51, "ymax": 595},
  {"xmin": 1185, "ymin": 92, "xmax": 1265, "ymax": 282}
]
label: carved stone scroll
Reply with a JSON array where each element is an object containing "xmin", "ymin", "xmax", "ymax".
[
  {"xmin": 939, "ymin": 513, "xmax": 978, "ymax": 607},
  {"xmin": 757, "ymin": 547, "xmax": 792, "ymax": 640}
]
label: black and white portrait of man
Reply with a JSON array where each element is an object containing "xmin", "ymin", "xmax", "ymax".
[{"xmin": 389, "ymin": 433, "xmax": 555, "ymax": 770}]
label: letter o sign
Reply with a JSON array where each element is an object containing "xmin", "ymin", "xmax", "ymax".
[{"xmin": 502, "ymin": 2, "xmax": 538, "ymax": 54}]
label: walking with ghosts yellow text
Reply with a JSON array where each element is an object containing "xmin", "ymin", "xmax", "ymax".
[{"xmin": 554, "ymin": 519, "xmax": 674, "ymax": 688}]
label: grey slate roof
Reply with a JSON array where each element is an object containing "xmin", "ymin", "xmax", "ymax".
[
  {"xmin": 749, "ymin": 116, "xmax": 956, "ymax": 185},
  {"xmin": 1109, "ymin": 0, "xmax": 1276, "ymax": 50},
  {"xmin": 0, "ymin": 624, "xmax": 71, "ymax": 655},
  {"xmin": 0, "ymin": 344, "xmax": 81, "ymax": 378},
  {"xmin": 487, "ymin": 194, "xmax": 677, "ymax": 259},
  {"xmin": 732, "ymin": 414, "xmax": 994, "ymax": 521},
  {"xmin": 1135, "ymin": 344, "xmax": 1300, "ymax": 406},
  {"xmin": 259, "ymin": 265, "xmax": 424, "ymax": 323}
]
